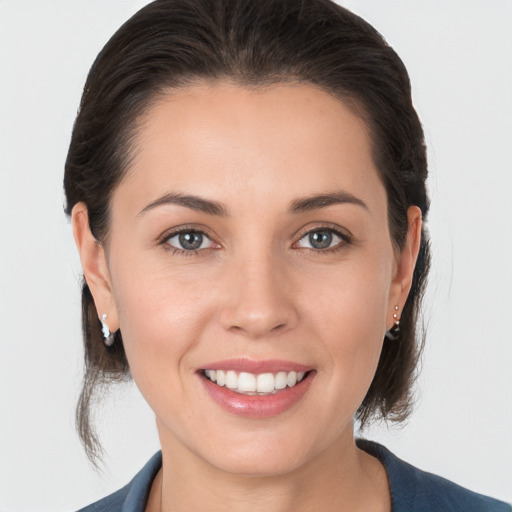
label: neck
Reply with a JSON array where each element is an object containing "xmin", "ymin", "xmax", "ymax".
[{"xmin": 148, "ymin": 427, "xmax": 390, "ymax": 512}]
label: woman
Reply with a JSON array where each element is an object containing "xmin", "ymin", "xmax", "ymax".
[{"xmin": 63, "ymin": 0, "xmax": 510, "ymax": 510}]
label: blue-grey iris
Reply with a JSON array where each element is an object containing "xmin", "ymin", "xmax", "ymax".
[
  {"xmin": 309, "ymin": 231, "xmax": 332, "ymax": 249},
  {"xmin": 179, "ymin": 232, "xmax": 203, "ymax": 250}
]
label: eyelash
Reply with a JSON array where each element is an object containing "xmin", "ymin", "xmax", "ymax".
[
  {"xmin": 294, "ymin": 225, "xmax": 352, "ymax": 254},
  {"xmin": 159, "ymin": 225, "xmax": 352, "ymax": 256},
  {"xmin": 159, "ymin": 225, "xmax": 217, "ymax": 257}
]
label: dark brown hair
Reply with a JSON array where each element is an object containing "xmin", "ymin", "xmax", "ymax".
[{"xmin": 64, "ymin": 0, "xmax": 430, "ymax": 464}]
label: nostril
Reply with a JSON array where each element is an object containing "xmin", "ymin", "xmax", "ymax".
[{"xmin": 218, "ymin": 280, "xmax": 300, "ymax": 337}]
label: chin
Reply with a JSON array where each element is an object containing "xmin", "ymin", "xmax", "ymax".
[
  {"xmin": 190, "ymin": 420, "xmax": 342, "ymax": 479},
  {"xmin": 204, "ymin": 447, "xmax": 310, "ymax": 478}
]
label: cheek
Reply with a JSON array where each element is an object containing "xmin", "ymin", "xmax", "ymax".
[
  {"xmin": 303, "ymin": 254, "xmax": 392, "ymax": 401},
  {"xmin": 109, "ymin": 260, "xmax": 217, "ymax": 403},
  {"xmin": 306, "ymin": 249, "xmax": 391, "ymax": 341}
]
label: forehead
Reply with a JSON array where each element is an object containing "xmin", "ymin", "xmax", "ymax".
[{"xmin": 115, "ymin": 81, "xmax": 385, "ymax": 216}]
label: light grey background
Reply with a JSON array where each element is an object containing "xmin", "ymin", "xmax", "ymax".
[{"xmin": 0, "ymin": 1, "xmax": 511, "ymax": 510}]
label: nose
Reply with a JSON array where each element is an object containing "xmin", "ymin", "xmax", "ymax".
[{"xmin": 219, "ymin": 252, "xmax": 299, "ymax": 338}]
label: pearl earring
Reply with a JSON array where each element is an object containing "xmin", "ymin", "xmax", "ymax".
[
  {"xmin": 385, "ymin": 305, "xmax": 401, "ymax": 341},
  {"xmin": 101, "ymin": 313, "xmax": 115, "ymax": 347}
]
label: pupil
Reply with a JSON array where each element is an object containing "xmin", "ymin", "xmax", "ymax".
[
  {"xmin": 309, "ymin": 231, "xmax": 332, "ymax": 249},
  {"xmin": 179, "ymin": 232, "xmax": 202, "ymax": 250}
]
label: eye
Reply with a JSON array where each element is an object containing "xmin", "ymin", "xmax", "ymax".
[
  {"xmin": 296, "ymin": 229, "xmax": 345, "ymax": 250},
  {"xmin": 164, "ymin": 230, "xmax": 215, "ymax": 251}
]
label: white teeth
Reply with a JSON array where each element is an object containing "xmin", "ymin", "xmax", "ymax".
[
  {"xmin": 275, "ymin": 372, "xmax": 287, "ymax": 390},
  {"xmin": 287, "ymin": 371, "xmax": 297, "ymax": 387},
  {"xmin": 205, "ymin": 369, "xmax": 216, "ymax": 381},
  {"xmin": 225, "ymin": 370, "xmax": 238, "ymax": 389},
  {"xmin": 216, "ymin": 369, "xmax": 226, "ymax": 386},
  {"xmin": 238, "ymin": 372, "xmax": 257, "ymax": 392},
  {"xmin": 256, "ymin": 373, "xmax": 275, "ymax": 393},
  {"xmin": 204, "ymin": 369, "xmax": 308, "ymax": 394}
]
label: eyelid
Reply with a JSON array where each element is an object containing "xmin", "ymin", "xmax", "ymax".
[
  {"xmin": 167, "ymin": 231, "xmax": 214, "ymax": 249},
  {"xmin": 157, "ymin": 223, "xmax": 352, "ymax": 254},
  {"xmin": 292, "ymin": 224, "xmax": 353, "ymax": 250},
  {"xmin": 158, "ymin": 224, "xmax": 220, "ymax": 253}
]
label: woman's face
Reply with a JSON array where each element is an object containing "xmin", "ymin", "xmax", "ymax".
[{"xmin": 84, "ymin": 82, "xmax": 419, "ymax": 476}]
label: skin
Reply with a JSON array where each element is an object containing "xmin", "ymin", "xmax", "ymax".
[{"xmin": 72, "ymin": 82, "xmax": 422, "ymax": 511}]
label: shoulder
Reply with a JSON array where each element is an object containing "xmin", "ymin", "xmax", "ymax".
[
  {"xmin": 77, "ymin": 484, "xmax": 129, "ymax": 512},
  {"xmin": 357, "ymin": 439, "xmax": 511, "ymax": 512},
  {"xmin": 76, "ymin": 452, "xmax": 162, "ymax": 512}
]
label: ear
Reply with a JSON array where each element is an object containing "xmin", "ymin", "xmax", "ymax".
[
  {"xmin": 387, "ymin": 206, "xmax": 423, "ymax": 328},
  {"xmin": 71, "ymin": 203, "xmax": 119, "ymax": 332}
]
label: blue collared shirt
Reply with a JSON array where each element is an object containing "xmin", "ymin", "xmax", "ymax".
[{"xmin": 77, "ymin": 441, "xmax": 511, "ymax": 511}]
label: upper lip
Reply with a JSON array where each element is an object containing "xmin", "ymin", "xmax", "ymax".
[{"xmin": 198, "ymin": 358, "xmax": 312, "ymax": 374}]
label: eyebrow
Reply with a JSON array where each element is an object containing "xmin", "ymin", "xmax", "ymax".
[
  {"xmin": 138, "ymin": 192, "xmax": 229, "ymax": 217},
  {"xmin": 289, "ymin": 191, "xmax": 368, "ymax": 213},
  {"xmin": 138, "ymin": 190, "xmax": 368, "ymax": 218}
]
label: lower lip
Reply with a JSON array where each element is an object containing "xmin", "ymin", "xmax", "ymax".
[{"xmin": 199, "ymin": 371, "xmax": 315, "ymax": 418}]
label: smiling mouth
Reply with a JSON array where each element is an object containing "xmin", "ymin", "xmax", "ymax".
[{"xmin": 201, "ymin": 369, "xmax": 310, "ymax": 395}]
